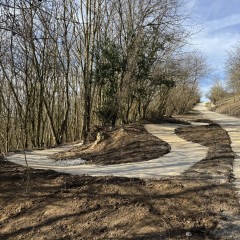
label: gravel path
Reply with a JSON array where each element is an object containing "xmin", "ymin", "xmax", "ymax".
[{"xmin": 6, "ymin": 124, "xmax": 208, "ymax": 179}]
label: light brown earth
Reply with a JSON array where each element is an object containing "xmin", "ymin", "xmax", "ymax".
[{"xmin": 0, "ymin": 112, "xmax": 239, "ymax": 240}]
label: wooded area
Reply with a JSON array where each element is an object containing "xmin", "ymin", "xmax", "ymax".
[
  {"xmin": 0, "ymin": 0, "xmax": 208, "ymax": 153},
  {"xmin": 207, "ymin": 41, "xmax": 240, "ymax": 104}
]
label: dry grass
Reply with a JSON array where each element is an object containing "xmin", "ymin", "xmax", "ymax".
[{"xmin": 214, "ymin": 94, "xmax": 240, "ymax": 117}]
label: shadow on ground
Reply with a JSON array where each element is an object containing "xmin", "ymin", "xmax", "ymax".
[{"xmin": 0, "ymin": 116, "xmax": 240, "ymax": 239}]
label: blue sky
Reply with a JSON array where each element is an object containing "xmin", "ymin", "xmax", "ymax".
[{"xmin": 188, "ymin": 0, "xmax": 240, "ymax": 100}]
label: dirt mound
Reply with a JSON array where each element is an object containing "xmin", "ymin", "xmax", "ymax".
[{"xmin": 52, "ymin": 124, "xmax": 170, "ymax": 165}]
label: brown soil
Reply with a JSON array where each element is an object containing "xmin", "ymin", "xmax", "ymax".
[
  {"xmin": 175, "ymin": 122, "xmax": 235, "ymax": 180},
  {"xmin": 52, "ymin": 124, "xmax": 170, "ymax": 165},
  {"xmin": 1, "ymin": 114, "xmax": 240, "ymax": 240}
]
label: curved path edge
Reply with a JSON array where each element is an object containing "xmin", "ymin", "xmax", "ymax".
[
  {"xmin": 194, "ymin": 103, "xmax": 240, "ymax": 239},
  {"xmin": 194, "ymin": 103, "xmax": 240, "ymax": 192},
  {"xmin": 6, "ymin": 124, "xmax": 208, "ymax": 179}
]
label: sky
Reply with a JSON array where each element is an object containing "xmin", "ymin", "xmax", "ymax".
[{"xmin": 188, "ymin": 0, "xmax": 240, "ymax": 100}]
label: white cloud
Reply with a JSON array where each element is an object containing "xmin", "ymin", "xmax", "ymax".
[
  {"xmin": 203, "ymin": 13, "xmax": 240, "ymax": 34},
  {"xmin": 192, "ymin": 32, "xmax": 240, "ymax": 69},
  {"xmin": 186, "ymin": 0, "xmax": 197, "ymax": 10},
  {"xmin": 187, "ymin": 0, "xmax": 240, "ymax": 98},
  {"xmin": 192, "ymin": 32, "xmax": 239, "ymax": 96},
  {"xmin": 189, "ymin": 11, "xmax": 240, "ymax": 71}
]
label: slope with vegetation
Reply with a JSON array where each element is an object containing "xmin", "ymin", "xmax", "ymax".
[
  {"xmin": 207, "ymin": 40, "xmax": 240, "ymax": 116},
  {"xmin": 211, "ymin": 94, "xmax": 240, "ymax": 117}
]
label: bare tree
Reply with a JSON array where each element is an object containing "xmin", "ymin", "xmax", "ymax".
[
  {"xmin": 225, "ymin": 42, "xmax": 240, "ymax": 93},
  {"xmin": 0, "ymin": 0, "xmax": 206, "ymax": 154}
]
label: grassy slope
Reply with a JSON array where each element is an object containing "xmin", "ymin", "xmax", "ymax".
[{"xmin": 213, "ymin": 94, "xmax": 240, "ymax": 117}]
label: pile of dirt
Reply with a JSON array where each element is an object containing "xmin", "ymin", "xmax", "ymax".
[{"xmin": 52, "ymin": 124, "xmax": 170, "ymax": 165}]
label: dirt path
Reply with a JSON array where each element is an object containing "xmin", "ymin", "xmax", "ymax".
[{"xmin": 6, "ymin": 124, "xmax": 208, "ymax": 179}]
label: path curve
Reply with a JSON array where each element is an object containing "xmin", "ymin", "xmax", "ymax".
[
  {"xmin": 6, "ymin": 124, "xmax": 208, "ymax": 179},
  {"xmin": 195, "ymin": 103, "xmax": 240, "ymax": 193}
]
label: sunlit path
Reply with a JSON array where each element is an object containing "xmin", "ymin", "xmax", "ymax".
[
  {"xmin": 195, "ymin": 103, "xmax": 240, "ymax": 193},
  {"xmin": 6, "ymin": 124, "xmax": 208, "ymax": 179}
]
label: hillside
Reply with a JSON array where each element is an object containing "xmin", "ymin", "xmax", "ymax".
[{"xmin": 210, "ymin": 94, "xmax": 240, "ymax": 117}]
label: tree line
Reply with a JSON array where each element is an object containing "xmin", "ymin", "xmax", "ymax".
[
  {"xmin": 207, "ymin": 41, "xmax": 240, "ymax": 104},
  {"xmin": 0, "ymin": 0, "xmax": 207, "ymax": 153}
]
